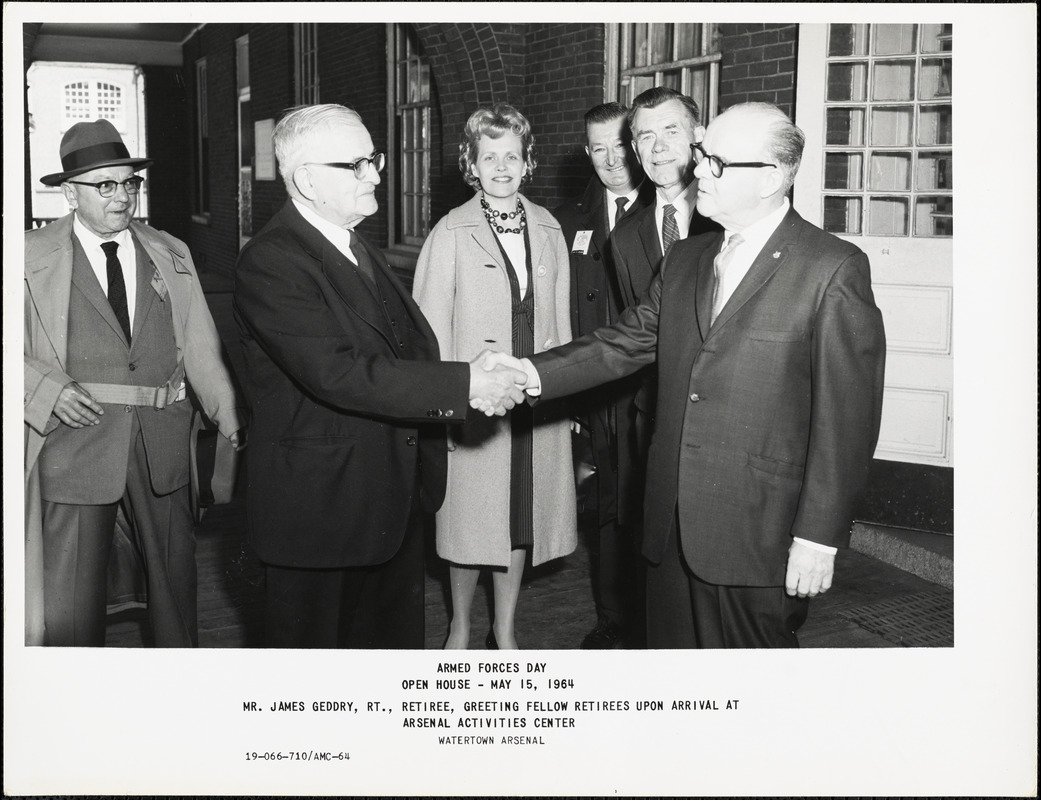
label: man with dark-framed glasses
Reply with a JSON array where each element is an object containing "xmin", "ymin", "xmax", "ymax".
[
  {"xmin": 24, "ymin": 119, "xmax": 246, "ymax": 646},
  {"xmin": 498, "ymin": 102, "xmax": 887, "ymax": 648},
  {"xmin": 233, "ymin": 104, "xmax": 526, "ymax": 648}
]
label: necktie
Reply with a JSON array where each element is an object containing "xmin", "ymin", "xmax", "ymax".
[
  {"xmin": 710, "ymin": 233, "xmax": 744, "ymax": 326},
  {"xmin": 661, "ymin": 203, "xmax": 679, "ymax": 255},
  {"xmin": 348, "ymin": 236, "xmax": 376, "ymax": 284},
  {"xmin": 614, "ymin": 196, "xmax": 628, "ymax": 227},
  {"xmin": 100, "ymin": 241, "xmax": 132, "ymax": 343}
]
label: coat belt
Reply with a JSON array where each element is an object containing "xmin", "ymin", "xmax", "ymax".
[{"xmin": 81, "ymin": 362, "xmax": 186, "ymax": 409}]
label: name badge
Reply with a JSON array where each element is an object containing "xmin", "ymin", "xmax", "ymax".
[{"xmin": 571, "ymin": 230, "xmax": 593, "ymax": 255}]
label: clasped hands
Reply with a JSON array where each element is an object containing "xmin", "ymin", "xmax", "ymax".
[{"xmin": 467, "ymin": 350, "xmax": 538, "ymax": 416}]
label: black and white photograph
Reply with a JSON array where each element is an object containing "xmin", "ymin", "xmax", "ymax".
[{"xmin": 4, "ymin": 2, "xmax": 1036, "ymax": 796}]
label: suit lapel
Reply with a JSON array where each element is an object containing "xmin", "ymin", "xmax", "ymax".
[
  {"xmin": 706, "ymin": 212, "xmax": 796, "ymax": 336},
  {"xmin": 25, "ymin": 216, "xmax": 76, "ymax": 369},
  {"xmin": 321, "ymin": 238, "xmax": 395, "ymax": 348},
  {"xmin": 695, "ymin": 232, "xmax": 724, "ymax": 341},
  {"xmin": 130, "ymin": 234, "xmax": 157, "ymax": 345}
]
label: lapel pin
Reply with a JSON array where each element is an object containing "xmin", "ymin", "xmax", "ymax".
[{"xmin": 772, "ymin": 251, "xmax": 781, "ymax": 259}]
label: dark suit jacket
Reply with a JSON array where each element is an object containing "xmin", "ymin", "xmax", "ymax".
[
  {"xmin": 234, "ymin": 201, "xmax": 470, "ymax": 569},
  {"xmin": 610, "ymin": 195, "xmax": 719, "ymax": 311},
  {"xmin": 531, "ymin": 207, "xmax": 886, "ymax": 587},
  {"xmin": 553, "ymin": 177, "xmax": 654, "ymax": 523}
]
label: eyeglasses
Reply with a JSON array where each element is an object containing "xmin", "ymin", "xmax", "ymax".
[
  {"xmin": 692, "ymin": 143, "xmax": 776, "ymax": 179},
  {"xmin": 305, "ymin": 152, "xmax": 386, "ymax": 180},
  {"xmin": 66, "ymin": 176, "xmax": 145, "ymax": 198}
]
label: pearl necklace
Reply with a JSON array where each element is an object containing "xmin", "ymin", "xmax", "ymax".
[{"xmin": 481, "ymin": 195, "xmax": 527, "ymax": 234}]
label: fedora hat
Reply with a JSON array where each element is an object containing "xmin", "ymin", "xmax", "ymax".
[{"xmin": 40, "ymin": 119, "xmax": 153, "ymax": 186}]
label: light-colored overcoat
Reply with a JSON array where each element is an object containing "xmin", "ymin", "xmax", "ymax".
[
  {"xmin": 23, "ymin": 213, "xmax": 243, "ymax": 643},
  {"xmin": 413, "ymin": 193, "xmax": 577, "ymax": 567}
]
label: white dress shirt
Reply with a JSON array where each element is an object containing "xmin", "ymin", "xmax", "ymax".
[
  {"xmin": 293, "ymin": 198, "xmax": 358, "ymax": 264},
  {"xmin": 653, "ymin": 179, "xmax": 699, "ymax": 251},
  {"xmin": 713, "ymin": 197, "xmax": 790, "ymax": 314},
  {"xmin": 73, "ymin": 216, "xmax": 137, "ymax": 329}
]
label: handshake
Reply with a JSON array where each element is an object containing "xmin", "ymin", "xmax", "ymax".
[{"xmin": 467, "ymin": 350, "xmax": 540, "ymax": 416}]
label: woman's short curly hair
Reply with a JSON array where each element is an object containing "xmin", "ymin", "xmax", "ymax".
[{"xmin": 458, "ymin": 103, "xmax": 537, "ymax": 190}]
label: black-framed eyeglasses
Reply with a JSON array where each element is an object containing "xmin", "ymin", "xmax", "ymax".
[
  {"xmin": 305, "ymin": 152, "xmax": 386, "ymax": 180},
  {"xmin": 692, "ymin": 143, "xmax": 776, "ymax": 179},
  {"xmin": 66, "ymin": 176, "xmax": 145, "ymax": 198}
]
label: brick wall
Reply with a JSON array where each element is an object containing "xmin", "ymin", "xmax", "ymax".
[
  {"xmin": 520, "ymin": 24, "xmax": 605, "ymax": 210},
  {"xmin": 718, "ymin": 23, "xmax": 798, "ymax": 119}
]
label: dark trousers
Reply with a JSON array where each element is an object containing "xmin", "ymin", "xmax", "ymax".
[
  {"xmin": 41, "ymin": 423, "xmax": 197, "ymax": 647},
  {"xmin": 263, "ymin": 499, "xmax": 425, "ymax": 649},
  {"xmin": 646, "ymin": 514, "xmax": 808, "ymax": 649},
  {"xmin": 584, "ymin": 406, "xmax": 642, "ymax": 632}
]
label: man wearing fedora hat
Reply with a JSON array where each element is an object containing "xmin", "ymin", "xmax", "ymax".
[{"xmin": 24, "ymin": 119, "xmax": 245, "ymax": 647}]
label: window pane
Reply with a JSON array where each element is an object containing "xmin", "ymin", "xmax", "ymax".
[
  {"xmin": 626, "ymin": 73, "xmax": 655, "ymax": 100},
  {"xmin": 827, "ymin": 62, "xmax": 868, "ymax": 101},
  {"xmin": 649, "ymin": 23, "xmax": 673, "ymax": 64},
  {"xmin": 916, "ymin": 151, "xmax": 953, "ymax": 191},
  {"xmin": 921, "ymin": 23, "xmax": 952, "ymax": 53},
  {"xmin": 824, "ymin": 153, "xmax": 864, "ymax": 190},
  {"xmin": 918, "ymin": 105, "xmax": 952, "ymax": 145},
  {"xmin": 826, "ymin": 107, "xmax": 866, "ymax": 145},
  {"xmin": 869, "ymin": 152, "xmax": 912, "ymax": 191},
  {"xmin": 828, "ymin": 24, "xmax": 870, "ymax": 57},
  {"xmin": 915, "ymin": 196, "xmax": 953, "ymax": 236},
  {"xmin": 674, "ymin": 24, "xmax": 700, "ymax": 59},
  {"xmin": 868, "ymin": 196, "xmax": 910, "ymax": 235},
  {"xmin": 920, "ymin": 58, "xmax": 952, "ymax": 100},
  {"xmin": 823, "ymin": 196, "xmax": 863, "ymax": 234},
  {"xmin": 419, "ymin": 61, "xmax": 430, "ymax": 102},
  {"xmin": 633, "ymin": 24, "xmax": 649, "ymax": 67},
  {"xmin": 873, "ymin": 24, "xmax": 917, "ymax": 55},
  {"xmin": 870, "ymin": 106, "xmax": 913, "ymax": 145},
  {"xmin": 872, "ymin": 60, "xmax": 915, "ymax": 101},
  {"xmin": 688, "ymin": 68, "xmax": 707, "ymax": 115},
  {"xmin": 660, "ymin": 70, "xmax": 681, "ymax": 91}
]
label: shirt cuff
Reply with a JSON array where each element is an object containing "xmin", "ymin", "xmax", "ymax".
[
  {"xmin": 519, "ymin": 358, "xmax": 542, "ymax": 396},
  {"xmin": 793, "ymin": 537, "xmax": 837, "ymax": 555}
]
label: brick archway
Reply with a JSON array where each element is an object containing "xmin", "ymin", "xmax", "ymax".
[{"xmin": 412, "ymin": 23, "xmax": 522, "ymax": 177}]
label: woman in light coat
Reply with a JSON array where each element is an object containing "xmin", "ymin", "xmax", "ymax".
[{"xmin": 413, "ymin": 104, "xmax": 576, "ymax": 650}]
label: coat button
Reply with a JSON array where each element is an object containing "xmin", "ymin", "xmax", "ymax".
[
  {"xmin": 689, "ymin": 393, "xmax": 701, "ymax": 403},
  {"xmin": 128, "ymin": 363, "xmax": 136, "ymax": 371},
  {"xmin": 586, "ymin": 291, "xmax": 597, "ymax": 301},
  {"xmin": 124, "ymin": 405, "xmax": 132, "ymax": 413},
  {"xmin": 537, "ymin": 266, "xmax": 547, "ymax": 277},
  {"xmin": 406, "ymin": 436, "xmax": 417, "ymax": 446},
  {"xmin": 593, "ymin": 253, "xmax": 601, "ymax": 261}
]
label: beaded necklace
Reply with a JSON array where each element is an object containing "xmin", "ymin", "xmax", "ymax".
[{"xmin": 481, "ymin": 194, "xmax": 527, "ymax": 234}]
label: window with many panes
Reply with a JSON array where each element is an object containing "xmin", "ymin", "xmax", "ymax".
[
  {"xmin": 390, "ymin": 24, "xmax": 432, "ymax": 247},
  {"xmin": 63, "ymin": 81, "xmax": 124, "ymax": 129},
  {"xmin": 295, "ymin": 23, "xmax": 320, "ymax": 105},
  {"xmin": 822, "ymin": 23, "xmax": 952, "ymax": 237},
  {"xmin": 609, "ymin": 23, "xmax": 721, "ymax": 123}
]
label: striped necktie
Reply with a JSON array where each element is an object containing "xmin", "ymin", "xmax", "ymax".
[{"xmin": 661, "ymin": 203, "xmax": 679, "ymax": 255}]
